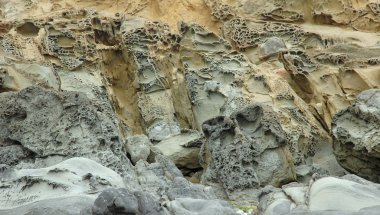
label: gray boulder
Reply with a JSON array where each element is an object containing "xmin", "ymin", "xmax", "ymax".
[
  {"xmin": 92, "ymin": 188, "xmax": 239, "ymax": 215},
  {"xmin": 166, "ymin": 177, "xmax": 216, "ymax": 200},
  {"xmin": 0, "ymin": 86, "xmax": 137, "ymax": 185},
  {"xmin": 126, "ymin": 135, "xmax": 151, "ymax": 164},
  {"xmin": 201, "ymin": 104, "xmax": 296, "ymax": 194},
  {"xmin": 135, "ymin": 154, "xmax": 184, "ymax": 195},
  {"xmin": 155, "ymin": 130, "xmax": 203, "ymax": 169},
  {"xmin": 308, "ymin": 177, "xmax": 380, "ymax": 212},
  {"xmin": 258, "ymin": 37, "xmax": 287, "ymax": 59},
  {"xmin": 332, "ymin": 89, "xmax": 380, "ymax": 182},
  {"xmin": 134, "ymin": 154, "xmax": 216, "ymax": 200},
  {"xmin": 0, "ymin": 196, "xmax": 94, "ymax": 215},
  {"xmin": 260, "ymin": 175, "xmax": 380, "ymax": 215},
  {"xmin": 0, "ymin": 157, "xmax": 124, "ymax": 214},
  {"xmin": 92, "ymin": 188, "xmax": 165, "ymax": 215},
  {"xmin": 168, "ymin": 198, "xmax": 239, "ymax": 215}
]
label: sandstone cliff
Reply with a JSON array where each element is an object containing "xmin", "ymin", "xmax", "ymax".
[{"xmin": 0, "ymin": 0, "xmax": 380, "ymax": 214}]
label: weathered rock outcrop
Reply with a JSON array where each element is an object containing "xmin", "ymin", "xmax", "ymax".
[
  {"xmin": 180, "ymin": 23, "xmax": 332, "ymax": 170},
  {"xmin": 201, "ymin": 104, "xmax": 296, "ymax": 203},
  {"xmin": 1, "ymin": 0, "xmax": 380, "ymax": 214},
  {"xmin": 0, "ymin": 150, "xmax": 241, "ymax": 215},
  {"xmin": 332, "ymin": 89, "xmax": 380, "ymax": 182},
  {"xmin": 0, "ymin": 86, "xmax": 138, "ymax": 186}
]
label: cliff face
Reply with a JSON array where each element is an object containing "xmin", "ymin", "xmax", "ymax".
[{"xmin": 0, "ymin": 0, "xmax": 380, "ymax": 214}]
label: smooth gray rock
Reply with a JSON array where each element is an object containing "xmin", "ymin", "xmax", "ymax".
[
  {"xmin": 166, "ymin": 177, "xmax": 216, "ymax": 200},
  {"xmin": 259, "ymin": 37, "xmax": 286, "ymax": 59},
  {"xmin": 92, "ymin": 188, "xmax": 165, "ymax": 215},
  {"xmin": 260, "ymin": 176, "xmax": 380, "ymax": 215},
  {"xmin": 126, "ymin": 135, "xmax": 151, "ymax": 164},
  {"xmin": 92, "ymin": 187, "xmax": 236, "ymax": 215},
  {"xmin": 259, "ymin": 187, "xmax": 295, "ymax": 215},
  {"xmin": 332, "ymin": 89, "xmax": 380, "ymax": 182},
  {"xmin": 0, "ymin": 196, "xmax": 94, "ymax": 215},
  {"xmin": 168, "ymin": 198, "xmax": 239, "ymax": 215},
  {"xmin": 295, "ymin": 164, "xmax": 328, "ymax": 183},
  {"xmin": 135, "ymin": 154, "xmax": 184, "ymax": 195},
  {"xmin": 146, "ymin": 120, "xmax": 181, "ymax": 141},
  {"xmin": 0, "ymin": 157, "xmax": 124, "ymax": 210},
  {"xmin": 155, "ymin": 130, "xmax": 203, "ymax": 169},
  {"xmin": 309, "ymin": 177, "xmax": 380, "ymax": 212}
]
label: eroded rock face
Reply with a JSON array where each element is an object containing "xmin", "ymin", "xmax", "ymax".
[
  {"xmin": 0, "ymin": 86, "xmax": 137, "ymax": 186},
  {"xmin": 201, "ymin": 104, "xmax": 296, "ymax": 200},
  {"xmin": 332, "ymin": 89, "xmax": 380, "ymax": 182},
  {"xmin": 180, "ymin": 23, "xmax": 330, "ymax": 169},
  {"xmin": 1, "ymin": 0, "xmax": 380, "ymax": 214}
]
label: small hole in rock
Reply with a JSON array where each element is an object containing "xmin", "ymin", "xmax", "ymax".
[{"xmin": 16, "ymin": 22, "xmax": 40, "ymax": 37}]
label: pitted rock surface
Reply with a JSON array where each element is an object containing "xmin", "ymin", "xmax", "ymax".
[
  {"xmin": 1, "ymin": 0, "xmax": 380, "ymax": 214},
  {"xmin": 332, "ymin": 89, "xmax": 380, "ymax": 182},
  {"xmin": 0, "ymin": 86, "xmax": 137, "ymax": 186},
  {"xmin": 201, "ymin": 104, "xmax": 296, "ymax": 195}
]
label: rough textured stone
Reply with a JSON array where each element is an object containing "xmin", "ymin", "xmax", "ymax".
[
  {"xmin": 0, "ymin": 144, "xmax": 34, "ymax": 166},
  {"xmin": 332, "ymin": 89, "xmax": 380, "ymax": 182},
  {"xmin": 0, "ymin": 86, "xmax": 137, "ymax": 186},
  {"xmin": 201, "ymin": 104, "xmax": 296, "ymax": 197},
  {"xmin": 180, "ymin": 22, "xmax": 331, "ymax": 171},
  {"xmin": 2, "ymin": 1, "xmax": 380, "ymax": 214}
]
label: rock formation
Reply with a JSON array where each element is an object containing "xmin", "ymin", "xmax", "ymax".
[
  {"xmin": 332, "ymin": 89, "xmax": 380, "ymax": 182},
  {"xmin": 0, "ymin": 0, "xmax": 380, "ymax": 214},
  {"xmin": 201, "ymin": 104, "xmax": 296, "ymax": 203},
  {"xmin": 259, "ymin": 174, "xmax": 380, "ymax": 215}
]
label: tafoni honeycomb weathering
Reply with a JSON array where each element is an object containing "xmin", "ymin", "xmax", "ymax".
[{"xmin": 0, "ymin": 0, "xmax": 380, "ymax": 214}]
